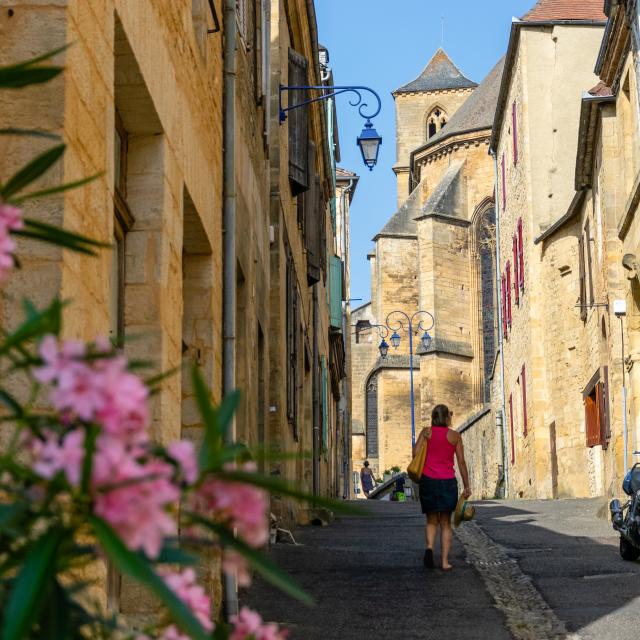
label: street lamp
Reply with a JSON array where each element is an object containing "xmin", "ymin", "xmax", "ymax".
[
  {"xmin": 378, "ymin": 339, "xmax": 389, "ymax": 359},
  {"xmin": 357, "ymin": 121, "xmax": 382, "ymax": 171},
  {"xmin": 385, "ymin": 310, "xmax": 436, "ymax": 446},
  {"xmin": 279, "ymin": 85, "xmax": 383, "ymax": 171}
]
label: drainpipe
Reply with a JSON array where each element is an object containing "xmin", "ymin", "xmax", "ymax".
[
  {"xmin": 340, "ymin": 179, "xmax": 355, "ymax": 499},
  {"xmin": 222, "ymin": 0, "xmax": 238, "ymax": 619},
  {"xmin": 313, "ymin": 285, "xmax": 320, "ymax": 500},
  {"xmin": 490, "ymin": 148, "xmax": 509, "ymax": 497}
]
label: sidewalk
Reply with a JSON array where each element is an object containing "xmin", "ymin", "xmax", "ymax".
[
  {"xmin": 241, "ymin": 500, "xmax": 510, "ymax": 640},
  {"xmin": 473, "ymin": 499, "xmax": 640, "ymax": 640}
]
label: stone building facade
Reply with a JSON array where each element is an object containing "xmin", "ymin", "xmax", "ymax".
[
  {"xmin": 351, "ymin": 50, "xmax": 503, "ymax": 487},
  {"xmin": 491, "ymin": 1, "xmax": 608, "ymax": 499},
  {"xmin": 0, "ymin": 0, "xmax": 351, "ymax": 623}
]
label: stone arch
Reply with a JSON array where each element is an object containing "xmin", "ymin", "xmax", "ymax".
[
  {"xmin": 470, "ymin": 198, "xmax": 497, "ymax": 403},
  {"xmin": 425, "ymin": 104, "xmax": 448, "ymax": 140}
]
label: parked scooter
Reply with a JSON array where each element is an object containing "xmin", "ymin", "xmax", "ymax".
[{"xmin": 610, "ymin": 451, "xmax": 640, "ymax": 561}]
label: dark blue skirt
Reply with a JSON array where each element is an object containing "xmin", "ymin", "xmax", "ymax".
[{"xmin": 419, "ymin": 476, "xmax": 458, "ymax": 514}]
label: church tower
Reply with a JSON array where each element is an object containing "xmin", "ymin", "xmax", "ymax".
[{"xmin": 392, "ymin": 49, "xmax": 476, "ymax": 207}]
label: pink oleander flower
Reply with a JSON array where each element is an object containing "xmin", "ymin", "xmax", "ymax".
[
  {"xmin": 230, "ymin": 607, "xmax": 287, "ymax": 640},
  {"xmin": 162, "ymin": 568, "xmax": 213, "ymax": 634},
  {"xmin": 31, "ymin": 429, "xmax": 85, "ymax": 485},
  {"xmin": 93, "ymin": 444, "xmax": 178, "ymax": 559},
  {"xmin": 167, "ymin": 440, "xmax": 198, "ymax": 484},
  {"xmin": 0, "ymin": 204, "xmax": 23, "ymax": 283},
  {"xmin": 196, "ymin": 462, "xmax": 269, "ymax": 548}
]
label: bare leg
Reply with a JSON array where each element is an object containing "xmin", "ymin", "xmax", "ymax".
[
  {"xmin": 426, "ymin": 513, "xmax": 438, "ymax": 550},
  {"xmin": 439, "ymin": 512, "xmax": 453, "ymax": 570}
]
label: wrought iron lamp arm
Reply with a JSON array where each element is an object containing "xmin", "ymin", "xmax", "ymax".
[
  {"xmin": 411, "ymin": 311, "xmax": 435, "ymax": 334},
  {"xmin": 385, "ymin": 310, "xmax": 411, "ymax": 334},
  {"xmin": 279, "ymin": 85, "xmax": 382, "ymax": 123}
]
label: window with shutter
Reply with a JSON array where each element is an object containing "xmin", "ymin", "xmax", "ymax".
[
  {"xmin": 512, "ymin": 101, "xmax": 518, "ymax": 165},
  {"xmin": 288, "ymin": 49, "xmax": 309, "ymax": 195},
  {"xmin": 518, "ymin": 217, "xmax": 524, "ymax": 289},
  {"xmin": 501, "ymin": 153, "xmax": 506, "ymax": 211},
  {"xmin": 601, "ymin": 367, "xmax": 611, "ymax": 449},
  {"xmin": 521, "ymin": 364, "xmax": 528, "ymax": 436},
  {"xmin": 285, "ymin": 246, "xmax": 298, "ymax": 434},
  {"xmin": 583, "ymin": 369, "xmax": 609, "ymax": 447},
  {"xmin": 509, "ymin": 393, "xmax": 515, "ymax": 464},
  {"xmin": 584, "ymin": 221, "xmax": 594, "ymax": 306},
  {"xmin": 513, "ymin": 235, "xmax": 519, "ymax": 306},
  {"xmin": 329, "ymin": 255, "xmax": 343, "ymax": 329},
  {"xmin": 506, "ymin": 261, "xmax": 512, "ymax": 327},
  {"xmin": 303, "ymin": 142, "xmax": 322, "ymax": 285},
  {"xmin": 578, "ymin": 235, "xmax": 587, "ymax": 321}
]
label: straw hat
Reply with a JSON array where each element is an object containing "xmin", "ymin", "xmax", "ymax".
[{"xmin": 453, "ymin": 494, "xmax": 475, "ymax": 528}]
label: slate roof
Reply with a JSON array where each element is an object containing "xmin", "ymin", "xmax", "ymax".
[
  {"xmin": 521, "ymin": 0, "xmax": 606, "ymax": 21},
  {"xmin": 374, "ymin": 160, "xmax": 467, "ymax": 240},
  {"xmin": 393, "ymin": 48, "xmax": 477, "ymax": 95},
  {"xmin": 373, "ymin": 185, "xmax": 420, "ymax": 240},
  {"xmin": 416, "ymin": 56, "xmax": 506, "ymax": 152}
]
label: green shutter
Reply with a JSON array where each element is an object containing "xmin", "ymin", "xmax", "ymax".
[{"xmin": 329, "ymin": 255, "xmax": 342, "ymax": 329}]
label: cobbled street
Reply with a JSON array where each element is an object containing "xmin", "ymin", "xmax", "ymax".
[{"xmin": 243, "ymin": 500, "xmax": 640, "ymax": 640}]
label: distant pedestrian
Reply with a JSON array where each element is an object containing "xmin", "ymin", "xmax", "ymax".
[
  {"xmin": 414, "ymin": 404, "xmax": 471, "ymax": 571},
  {"xmin": 360, "ymin": 461, "xmax": 375, "ymax": 497},
  {"xmin": 394, "ymin": 474, "xmax": 406, "ymax": 501}
]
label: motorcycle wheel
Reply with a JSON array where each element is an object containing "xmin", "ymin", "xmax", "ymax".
[{"xmin": 619, "ymin": 537, "xmax": 640, "ymax": 561}]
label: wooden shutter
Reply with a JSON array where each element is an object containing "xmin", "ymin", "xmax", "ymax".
[
  {"xmin": 303, "ymin": 142, "xmax": 321, "ymax": 285},
  {"xmin": 585, "ymin": 391, "xmax": 600, "ymax": 447},
  {"xmin": 501, "ymin": 273, "xmax": 507, "ymax": 336},
  {"xmin": 578, "ymin": 234, "xmax": 587, "ymax": 321},
  {"xmin": 506, "ymin": 261, "xmax": 512, "ymax": 327},
  {"xmin": 521, "ymin": 364, "xmax": 527, "ymax": 436},
  {"xmin": 288, "ymin": 49, "xmax": 309, "ymax": 195},
  {"xmin": 585, "ymin": 221, "xmax": 594, "ymax": 305},
  {"xmin": 513, "ymin": 235, "xmax": 519, "ymax": 305},
  {"xmin": 329, "ymin": 256, "xmax": 343, "ymax": 329},
  {"xmin": 512, "ymin": 101, "xmax": 518, "ymax": 165},
  {"xmin": 518, "ymin": 217, "xmax": 524, "ymax": 289},
  {"xmin": 509, "ymin": 393, "xmax": 515, "ymax": 464},
  {"xmin": 501, "ymin": 153, "xmax": 506, "ymax": 211},
  {"xmin": 601, "ymin": 367, "xmax": 611, "ymax": 449}
]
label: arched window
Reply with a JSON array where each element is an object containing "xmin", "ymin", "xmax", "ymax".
[
  {"xmin": 366, "ymin": 375, "xmax": 379, "ymax": 457},
  {"xmin": 426, "ymin": 107, "xmax": 448, "ymax": 140},
  {"xmin": 478, "ymin": 207, "xmax": 496, "ymax": 402}
]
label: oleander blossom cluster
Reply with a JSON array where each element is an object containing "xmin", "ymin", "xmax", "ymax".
[
  {"xmin": 0, "ymin": 203, "xmax": 23, "ymax": 283},
  {"xmin": 26, "ymin": 334, "xmax": 281, "ymax": 637}
]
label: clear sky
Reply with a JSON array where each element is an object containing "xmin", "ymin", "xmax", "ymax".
[{"xmin": 315, "ymin": 0, "xmax": 534, "ymax": 307}]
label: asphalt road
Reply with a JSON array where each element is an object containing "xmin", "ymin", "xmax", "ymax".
[{"xmin": 241, "ymin": 498, "xmax": 640, "ymax": 639}]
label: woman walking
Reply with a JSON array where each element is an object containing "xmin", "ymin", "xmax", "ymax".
[
  {"xmin": 360, "ymin": 460, "xmax": 375, "ymax": 497},
  {"xmin": 414, "ymin": 404, "xmax": 471, "ymax": 570}
]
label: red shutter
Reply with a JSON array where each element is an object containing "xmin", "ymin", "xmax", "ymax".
[
  {"xmin": 513, "ymin": 235, "xmax": 519, "ymax": 305},
  {"xmin": 518, "ymin": 217, "xmax": 524, "ymax": 289},
  {"xmin": 501, "ymin": 273, "xmax": 507, "ymax": 336},
  {"xmin": 509, "ymin": 393, "xmax": 515, "ymax": 464},
  {"xmin": 521, "ymin": 364, "xmax": 527, "ymax": 436},
  {"xmin": 506, "ymin": 261, "xmax": 512, "ymax": 327},
  {"xmin": 512, "ymin": 101, "xmax": 518, "ymax": 165},
  {"xmin": 501, "ymin": 153, "xmax": 506, "ymax": 211}
]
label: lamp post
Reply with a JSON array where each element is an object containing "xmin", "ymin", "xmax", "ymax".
[
  {"xmin": 385, "ymin": 310, "xmax": 435, "ymax": 446},
  {"xmin": 279, "ymin": 84, "xmax": 382, "ymax": 171}
]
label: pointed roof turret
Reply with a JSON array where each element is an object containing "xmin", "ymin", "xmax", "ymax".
[{"xmin": 393, "ymin": 48, "xmax": 477, "ymax": 95}]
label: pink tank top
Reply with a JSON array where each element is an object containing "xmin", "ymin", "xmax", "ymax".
[{"xmin": 423, "ymin": 426, "xmax": 456, "ymax": 479}]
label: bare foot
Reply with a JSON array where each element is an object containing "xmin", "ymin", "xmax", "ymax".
[{"xmin": 442, "ymin": 563, "xmax": 453, "ymax": 571}]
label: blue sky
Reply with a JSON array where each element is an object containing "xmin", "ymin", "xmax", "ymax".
[{"xmin": 315, "ymin": 0, "xmax": 534, "ymax": 306}]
